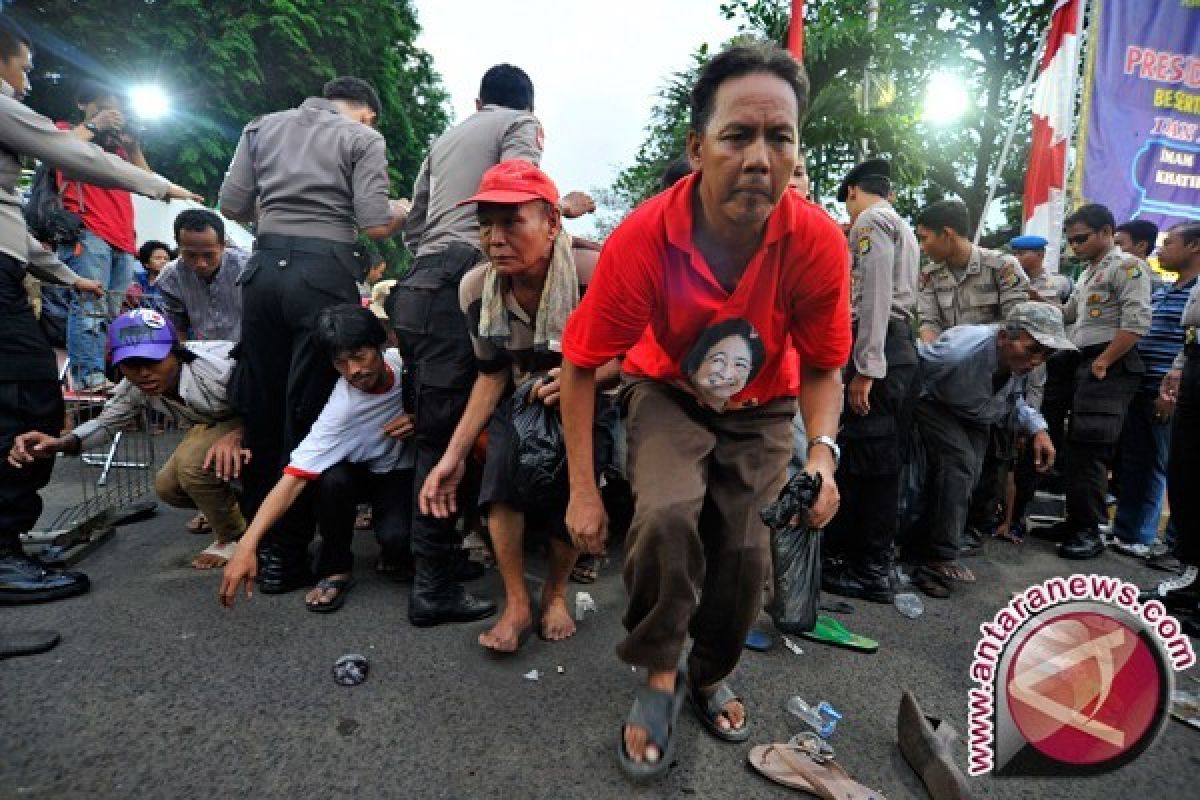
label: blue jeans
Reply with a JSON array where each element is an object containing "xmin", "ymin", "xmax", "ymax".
[
  {"xmin": 1114, "ymin": 391, "xmax": 1177, "ymax": 545},
  {"xmin": 58, "ymin": 229, "xmax": 135, "ymax": 386}
]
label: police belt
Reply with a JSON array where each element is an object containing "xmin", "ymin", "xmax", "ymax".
[{"xmin": 254, "ymin": 233, "xmax": 360, "ymax": 258}]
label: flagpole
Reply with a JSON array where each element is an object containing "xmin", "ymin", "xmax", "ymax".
[{"xmin": 974, "ymin": 25, "xmax": 1050, "ymax": 245}]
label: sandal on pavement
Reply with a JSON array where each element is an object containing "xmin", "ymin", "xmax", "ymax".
[
  {"xmin": 0, "ymin": 630, "xmax": 61, "ymax": 659},
  {"xmin": 192, "ymin": 540, "xmax": 236, "ymax": 570},
  {"xmin": 617, "ymin": 669, "xmax": 687, "ymax": 782},
  {"xmin": 688, "ymin": 679, "xmax": 751, "ymax": 742},
  {"xmin": 749, "ymin": 738, "xmax": 886, "ymax": 799},
  {"xmin": 913, "ymin": 568, "xmax": 951, "ymax": 599},
  {"xmin": 570, "ymin": 554, "xmax": 599, "ymax": 584},
  {"xmin": 798, "ymin": 615, "xmax": 879, "ymax": 654},
  {"xmin": 925, "ymin": 562, "xmax": 975, "ymax": 584},
  {"xmin": 305, "ymin": 577, "xmax": 356, "ymax": 614},
  {"xmin": 185, "ymin": 512, "xmax": 211, "ymax": 534}
]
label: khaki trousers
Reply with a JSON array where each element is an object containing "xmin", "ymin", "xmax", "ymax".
[
  {"xmin": 154, "ymin": 419, "xmax": 246, "ymax": 543},
  {"xmin": 617, "ymin": 380, "xmax": 794, "ymax": 688}
]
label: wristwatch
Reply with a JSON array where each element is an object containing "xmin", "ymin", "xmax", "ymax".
[{"xmin": 807, "ymin": 435, "xmax": 841, "ymax": 468}]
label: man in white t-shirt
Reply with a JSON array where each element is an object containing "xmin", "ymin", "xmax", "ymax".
[{"xmin": 219, "ymin": 304, "xmax": 415, "ymax": 613}]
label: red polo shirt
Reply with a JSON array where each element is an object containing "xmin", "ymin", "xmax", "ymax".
[
  {"xmin": 562, "ymin": 172, "xmax": 851, "ymax": 409},
  {"xmin": 56, "ymin": 122, "xmax": 137, "ymax": 254}
]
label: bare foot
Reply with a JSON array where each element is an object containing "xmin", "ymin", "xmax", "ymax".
[
  {"xmin": 191, "ymin": 541, "xmax": 233, "ymax": 570},
  {"xmin": 478, "ymin": 604, "xmax": 532, "ymax": 653},
  {"xmin": 624, "ymin": 671, "xmax": 676, "ymax": 764},
  {"xmin": 539, "ymin": 593, "xmax": 577, "ymax": 642}
]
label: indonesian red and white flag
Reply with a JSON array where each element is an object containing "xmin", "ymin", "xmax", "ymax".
[
  {"xmin": 787, "ymin": 1, "xmax": 805, "ymax": 61},
  {"xmin": 1023, "ymin": 0, "xmax": 1082, "ymax": 273}
]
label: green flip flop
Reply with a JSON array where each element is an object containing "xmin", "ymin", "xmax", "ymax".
[{"xmin": 797, "ymin": 615, "xmax": 878, "ymax": 654}]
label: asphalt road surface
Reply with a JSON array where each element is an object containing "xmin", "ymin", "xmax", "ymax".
[{"xmin": 3, "ymin": 495, "xmax": 1199, "ymax": 799}]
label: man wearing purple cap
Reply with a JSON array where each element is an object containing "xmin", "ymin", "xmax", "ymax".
[
  {"xmin": 419, "ymin": 160, "xmax": 618, "ymax": 644},
  {"xmin": 9, "ymin": 310, "xmax": 247, "ymax": 570}
]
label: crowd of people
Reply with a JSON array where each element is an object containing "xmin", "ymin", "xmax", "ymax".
[{"xmin": 2, "ymin": 17, "xmax": 1199, "ymax": 782}]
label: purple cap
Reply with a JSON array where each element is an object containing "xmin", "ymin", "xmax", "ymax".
[{"xmin": 108, "ymin": 309, "xmax": 178, "ymax": 364}]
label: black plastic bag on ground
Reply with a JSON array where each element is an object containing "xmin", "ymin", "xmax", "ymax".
[
  {"xmin": 510, "ymin": 377, "xmax": 567, "ymax": 508},
  {"xmin": 760, "ymin": 471, "xmax": 823, "ymax": 635}
]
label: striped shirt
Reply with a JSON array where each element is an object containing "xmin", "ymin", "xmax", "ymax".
[
  {"xmin": 1137, "ymin": 276, "xmax": 1196, "ymax": 394},
  {"xmin": 156, "ymin": 246, "xmax": 248, "ymax": 341}
]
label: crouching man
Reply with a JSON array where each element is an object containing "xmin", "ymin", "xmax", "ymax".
[
  {"xmin": 9, "ymin": 310, "xmax": 246, "ymax": 569},
  {"xmin": 910, "ymin": 303, "xmax": 1075, "ymax": 597},
  {"xmin": 420, "ymin": 160, "xmax": 618, "ymax": 648},
  {"xmin": 220, "ymin": 304, "xmax": 415, "ymax": 613}
]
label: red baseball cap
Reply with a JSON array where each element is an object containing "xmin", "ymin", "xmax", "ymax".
[{"xmin": 457, "ymin": 159, "xmax": 560, "ymax": 207}]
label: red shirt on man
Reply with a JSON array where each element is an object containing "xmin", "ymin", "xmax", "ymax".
[
  {"xmin": 55, "ymin": 122, "xmax": 137, "ymax": 254},
  {"xmin": 563, "ymin": 172, "xmax": 851, "ymax": 410}
]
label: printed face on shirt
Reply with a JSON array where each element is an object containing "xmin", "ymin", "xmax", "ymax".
[
  {"xmin": 117, "ymin": 353, "xmax": 181, "ymax": 397},
  {"xmin": 687, "ymin": 72, "xmax": 799, "ymax": 235},
  {"xmin": 0, "ymin": 42, "xmax": 33, "ymax": 99},
  {"xmin": 176, "ymin": 227, "xmax": 225, "ymax": 280},
  {"xmin": 683, "ymin": 319, "xmax": 765, "ymax": 410},
  {"xmin": 332, "ymin": 346, "xmax": 388, "ymax": 394},
  {"xmin": 477, "ymin": 201, "xmax": 559, "ymax": 279}
]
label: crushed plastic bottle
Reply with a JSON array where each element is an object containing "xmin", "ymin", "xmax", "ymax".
[
  {"xmin": 782, "ymin": 636, "xmax": 804, "ymax": 656},
  {"xmin": 785, "ymin": 696, "xmax": 842, "ymax": 738},
  {"xmin": 894, "ymin": 592, "xmax": 925, "ymax": 619},
  {"xmin": 574, "ymin": 591, "xmax": 597, "ymax": 621}
]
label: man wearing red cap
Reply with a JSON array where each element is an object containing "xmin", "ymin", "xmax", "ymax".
[
  {"xmin": 419, "ymin": 161, "xmax": 617, "ymax": 651},
  {"xmin": 559, "ymin": 44, "xmax": 849, "ymax": 777}
]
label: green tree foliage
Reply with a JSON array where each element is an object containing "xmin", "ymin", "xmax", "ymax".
[
  {"xmin": 606, "ymin": 0, "xmax": 1051, "ymax": 239},
  {"xmin": 10, "ymin": 0, "xmax": 448, "ymax": 267}
]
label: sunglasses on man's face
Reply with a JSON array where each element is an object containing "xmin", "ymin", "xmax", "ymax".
[{"xmin": 1066, "ymin": 232, "xmax": 1094, "ymax": 246}]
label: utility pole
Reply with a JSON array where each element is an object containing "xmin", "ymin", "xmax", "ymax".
[{"xmin": 861, "ymin": 0, "xmax": 880, "ymax": 159}]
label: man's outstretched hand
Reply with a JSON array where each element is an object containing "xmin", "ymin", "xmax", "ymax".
[
  {"xmin": 219, "ymin": 548, "xmax": 257, "ymax": 608},
  {"xmin": 419, "ymin": 458, "xmax": 465, "ymax": 519},
  {"xmin": 566, "ymin": 487, "xmax": 608, "ymax": 555}
]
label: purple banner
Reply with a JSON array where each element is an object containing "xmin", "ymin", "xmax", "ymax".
[{"xmin": 1081, "ymin": 0, "xmax": 1200, "ymax": 228}]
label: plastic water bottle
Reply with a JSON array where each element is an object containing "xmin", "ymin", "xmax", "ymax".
[
  {"xmin": 894, "ymin": 592, "xmax": 925, "ymax": 619},
  {"xmin": 785, "ymin": 696, "xmax": 842, "ymax": 738}
]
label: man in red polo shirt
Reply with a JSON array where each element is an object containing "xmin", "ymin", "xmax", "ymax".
[
  {"xmin": 58, "ymin": 80, "xmax": 152, "ymax": 389},
  {"xmin": 560, "ymin": 44, "xmax": 849, "ymax": 778}
]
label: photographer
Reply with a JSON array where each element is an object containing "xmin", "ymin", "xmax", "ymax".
[{"xmin": 57, "ymin": 80, "xmax": 153, "ymax": 390}]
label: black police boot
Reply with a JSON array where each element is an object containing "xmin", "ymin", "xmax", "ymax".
[
  {"xmin": 1058, "ymin": 527, "xmax": 1106, "ymax": 560},
  {"xmin": 1138, "ymin": 565, "xmax": 1199, "ymax": 609},
  {"xmin": 1031, "ymin": 518, "xmax": 1079, "ymax": 543},
  {"xmin": 408, "ymin": 556, "xmax": 496, "ymax": 627},
  {"xmin": 255, "ymin": 542, "xmax": 315, "ymax": 594},
  {"xmin": 0, "ymin": 549, "xmax": 91, "ymax": 606},
  {"xmin": 822, "ymin": 559, "xmax": 894, "ymax": 604}
]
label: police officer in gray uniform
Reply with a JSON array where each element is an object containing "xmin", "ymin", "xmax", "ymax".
[
  {"xmin": 915, "ymin": 200, "xmax": 1033, "ymax": 546},
  {"xmin": 1010, "ymin": 234, "xmax": 1074, "ymax": 305},
  {"xmin": 1044, "ymin": 204, "xmax": 1153, "ymax": 560},
  {"xmin": 219, "ymin": 77, "xmax": 409, "ymax": 594},
  {"xmin": 822, "ymin": 160, "xmax": 919, "ymax": 603}
]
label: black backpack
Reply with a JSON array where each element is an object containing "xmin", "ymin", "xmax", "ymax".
[{"xmin": 24, "ymin": 162, "xmax": 84, "ymax": 246}]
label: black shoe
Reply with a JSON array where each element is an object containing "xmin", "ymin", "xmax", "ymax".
[
  {"xmin": 255, "ymin": 545, "xmax": 315, "ymax": 594},
  {"xmin": 0, "ymin": 553, "xmax": 90, "ymax": 606},
  {"xmin": 1058, "ymin": 527, "xmax": 1105, "ymax": 560},
  {"xmin": 408, "ymin": 584, "xmax": 496, "ymax": 627},
  {"xmin": 455, "ymin": 558, "xmax": 485, "ymax": 582},
  {"xmin": 822, "ymin": 563, "xmax": 894, "ymax": 604},
  {"xmin": 1184, "ymin": 615, "xmax": 1200, "ymax": 639},
  {"xmin": 1031, "ymin": 519, "xmax": 1078, "ymax": 543},
  {"xmin": 1137, "ymin": 566, "xmax": 1199, "ymax": 609}
]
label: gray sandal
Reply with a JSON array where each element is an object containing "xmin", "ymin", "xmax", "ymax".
[
  {"xmin": 617, "ymin": 670, "xmax": 686, "ymax": 782},
  {"xmin": 689, "ymin": 680, "xmax": 750, "ymax": 743}
]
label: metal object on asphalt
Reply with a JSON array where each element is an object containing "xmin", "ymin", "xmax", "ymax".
[{"xmin": 333, "ymin": 654, "xmax": 369, "ymax": 686}]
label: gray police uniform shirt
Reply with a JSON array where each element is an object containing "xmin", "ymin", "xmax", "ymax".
[
  {"xmin": 1028, "ymin": 268, "xmax": 1074, "ymax": 304},
  {"xmin": 918, "ymin": 324, "xmax": 1047, "ymax": 435},
  {"xmin": 1172, "ymin": 277, "xmax": 1200, "ymax": 369},
  {"xmin": 218, "ymin": 98, "xmax": 393, "ymax": 244},
  {"xmin": 71, "ymin": 341, "xmax": 238, "ymax": 449},
  {"xmin": 848, "ymin": 200, "xmax": 918, "ymax": 378},
  {"xmin": 156, "ymin": 247, "xmax": 249, "ymax": 341},
  {"xmin": 918, "ymin": 245, "xmax": 1030, "ymax": 336},
  {"xmin": 403, "ymin": 105, "xmax": 543, "ymax": 259},
  {"xmin": 1062, "ymin": 246, "xmax": 1152, "ymax": 349}
]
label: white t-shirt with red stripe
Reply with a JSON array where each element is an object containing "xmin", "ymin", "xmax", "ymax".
[{"xmin": 284, "ymin": 349, "xmax": 414, "ymax": 480}]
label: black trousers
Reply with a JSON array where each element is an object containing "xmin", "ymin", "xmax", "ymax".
[
  {"xmin": 314, "ymin": 463, "xmax": 414, "ymax": 577},
  {"xmin": 914, "ymin": 399, "xmax": 990, "ymax": 562},
  {"xmin": 235, "ymin": 235, "xmax": 362, "ymax": 561},
  {"xmin": 1167, "ymin": 349, "xmax": 1200, "ymax": 567},
  {"xmin": 1046, "ymin": 344, "xmax": 1144, "ymax": 528},
  {"xmin": 386, "ymin": 243, "xmax": 483, "ymax": 563},
  {"xmin": 826, "ymin": 322, "xmax": 918, "ymax": 572},
  {"xmin": 0, "ymin": 380, "xmax": 64, "ymax": 551},
  {"xmin": 965, "ymin": 426, "xmax": 1016, "ymax": 535}
]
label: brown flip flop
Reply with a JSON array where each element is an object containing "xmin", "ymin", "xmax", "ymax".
[
  {"xmin": 913, "ymin": 568, "xmax": 951, "ymax": 598},
  {"xmin": 748, "ymin": 741, "xmax": 886, "ymax": 799},
  {"xmin": 897, "ymin": 690, "xmax": 973, "ymax": 800}
]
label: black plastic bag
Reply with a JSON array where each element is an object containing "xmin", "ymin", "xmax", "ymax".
[
  {"xmin": 510, "ymin": 377, "xmax": 567, "ymax": 508},
  {"xmin": 760, "ymin": 471, "xmax": 823, "ymax": 635}
]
